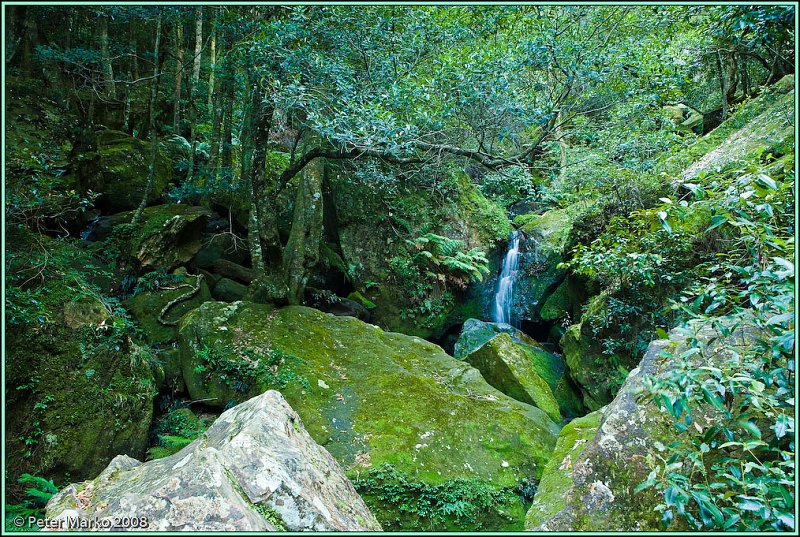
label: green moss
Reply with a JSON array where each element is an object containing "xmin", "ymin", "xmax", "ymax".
[
  {"xmin": 75, "ymin": 129, "xmax": 171, "ymax": 213},
  {"xmin": 539, "ymin": 281, "xmax": 570, "ymax": 322},
  {"xmin": 464, "ymin": 334, "xmax": 561, "ymax": 422},
  {"xmin": 347, "ymin": 291, "xmax": 377, "ymax": 310},
  {"xmin": 179, "ymin": 302, "xmax": 559, "ymax": 530},
  {"xmin": 525, "ymin": 410, "xmax": 602, "ymax": 528}
]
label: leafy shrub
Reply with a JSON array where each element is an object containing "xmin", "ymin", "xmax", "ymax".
[{"xmin": 636, "ymin": 155, "xmax": 794, "ymax": 531}]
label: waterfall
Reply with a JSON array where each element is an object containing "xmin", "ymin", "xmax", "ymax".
[{"xmin": 493, "ymin": 230, "xmax": 522, "ymax": 327}]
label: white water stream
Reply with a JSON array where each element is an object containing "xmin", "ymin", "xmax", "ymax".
[{"xmin": 492, "ymin": 231, "xmax": 522, "ymax": 327}]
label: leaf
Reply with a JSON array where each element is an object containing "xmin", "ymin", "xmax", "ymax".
[
  {"xmin": 756, "ymin": 173, "xmax": 777, "ymax": 190},
  {"xmin": 705, "ymin": 215, "xmax": 728, "ymax": 232}
]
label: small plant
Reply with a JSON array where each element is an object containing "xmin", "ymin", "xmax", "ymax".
[
  {"xmin": 352, "ymin": 464, "xmax": 520, "ymax": 531},
  {"xmin": 193, "ymin": 345, "xmax": 309, "ymax": 395},
  {"xmin": 5, "ymin": 474, "xmax": 59, "ymax": 532}
]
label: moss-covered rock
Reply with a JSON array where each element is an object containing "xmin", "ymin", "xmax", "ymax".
[
  {"xmin": 74, "ymin": 129, "xmax": 172, "ymax": 213},
  {"xmin": 212, "ymin": 277, "xmax": 248, "ymax": 302},
  {"xmin": 178, "ymin": 302, "xmax": 560, "ymax": 530},
  {"xmin": 6, "ymin": 307, "xmax": 155, "ymax": 495},
  {"xmin": 512, "ymin": 209, "xmax": 575, "ymax": 322},
  {"xmin": 453, "ymin": 318, "xmax": 541, "ymax": 359},
  {"xmin": 528, "ymin": 314, "xmax": 760, "ymax": 531},
  {"xmin": 123, "ymin": 274, "xmax": 212, "ymax": 346},
  {"xmin": 670, "ymin": 74, "xmax": 795, "ymax": 180},
  {"xmin": 525, "ymin": 409, "xmax": 602, "ymax": 528},
  {"xmin": 347, "ymin": 291, "xmax": 377, "ymax": 310},
  {"xmin": 464, "ymin": 334, "xmax": 561, "ymax": 422}
]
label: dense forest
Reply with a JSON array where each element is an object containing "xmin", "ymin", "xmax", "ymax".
[{"xmin": 4, "ymin": 3, "xmax": 796, "ymax": 533}]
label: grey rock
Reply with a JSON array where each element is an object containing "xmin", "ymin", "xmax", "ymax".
[{"xmin": 45, "ymin": 391, "xmax": 382, "ymax": 532}]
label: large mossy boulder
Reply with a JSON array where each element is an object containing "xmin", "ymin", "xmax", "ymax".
[
  {"xmin": 123, "ymin": 274, "xmax": 212, "ymax": 346},
  {"xmin": 46, "ymin": 391, "xmax": 382, "ymax": 532},
  {"xmin": 6, "ymin": 297, "xmax": 155, "ymax": 494},
  {"xmin": 525, "ymin": 409, "xmax": 603, "ymax": 529},
  {"xmin": 74, "ymin": 129, "xmax": 171, "ymax": 213},
  {"xmin": 453, "ymin": 318, "xmax": 540, "ymax": 359},
  {"xmin": 6, "ymin": 231, "xmax": 156, "ymax": 495},
  {"xmin": 456, "ymin": 319, "xmax": 584, "ymax": 419},
  {"xmin": 514, "ymin": 209, "xmax": 575, "ymax": 322},
  {"xmin": 132, "ymin": 205, "xmax": 213, "ymax": 271},
  {"xmin": 177, "ymin": 302, "xmax": 559, "ymax": 530},
  {"xmin": 463, "ymin": 333, "xmax": 561, "ymax": 422},
  {"xmin": 527, "ymin": 314, "xmax": 761, "ymax": 531}
]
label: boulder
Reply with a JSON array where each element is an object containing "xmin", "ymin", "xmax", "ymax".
[
  {"xmin": 524, "ymin": 409, "xmax": 603, "ymax": 529},
  {"xmin": 527, "ymin": 314, "xmax": 761, "ymax": 531},
  {"xmin": 210, "ymin": 258, "xmax": 256, "ymax": 284},
  {"xmin": 463, "ymin": 333, "xmax": 561, "ymax": 422},
  {"xmin": 6, "ymin": 291, "xmax": 154, "ymax": 491},
  {"xmin": 62, "ymin": 296, "xmax": 109, "ymax": 329},
  {"xmin": 304, "ymin": 288, "xmax": 370, "ymax": 321},
  {"xmin": 193, "ymin": 233, "xmax": 249, "ymax": 270},
  {"xmin": 211, "ymin": 277, "xmax": 248, "ymax": 302},
  {"xmin": 245, "ymin": 271, "xmax": 290, "ymax": 306},
  {"xmin": 456, "ymin": 319, "xmax": 584, "ymax": 419},
  {"xmin": 178, "ymin": 302, "xmax": 560, "ymax": 530},
  {"xmin": 74, "ymin": 129, "xmax": 171, "ymax": 213},
  {"xmin": 453, "ymin": 318, "xmax": 540, "ymax": 359},
  {"xmin": 516, "ymin": 209, "xmax": 573, "ymax": 322},
  {"xmin": 45, "ymin": 391, "xmax": 382, "ymax": 532},
  {"xmin": 347, "ymin": 291, "xmax": 377, "ymax": 311},
  {"xmin": 133, "ymin": 205, "xmax": 213, "ymax": 271}
]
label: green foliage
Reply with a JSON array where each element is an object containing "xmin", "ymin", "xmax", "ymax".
[
  {"xmin": 5, "ymin": 474, "xmax": 59, "ymax": 532},
  {"xmin": 409, "ymin": 233, "xmax": 490, "ymax": 285},
  {"xmin": 193, "ymin": 344, "xmax": 309, "ymax": 394},
  {"xmin": 353, "ymin": 464, "xmax": 523, "ymax": 531},
  {"xmin": 636, "ymin": 155, "xmax": 794, "ymax": 531},
  {"xmin": 147, "ymin": 406, "xmax": 215, "ymax": 460}
]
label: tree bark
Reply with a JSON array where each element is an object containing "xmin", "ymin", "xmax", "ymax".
[
  {"xmin": 207, "ymin": 13, "xmax": 216, "ymax": 111},
  {"xmin": 283, "ymin": 151, "xmax": 324, "ymax": 305},
  {"xmin": 132, "ymin": 10, "xmax": 163, "ymax": 227},
  {"xmin": 186, "ymin": 6, "xmax": 203, "ymax": 185},
  {"xmin": 98, "ymin": 13, "xmax": 116, "ymax": 99},
  {"xmin": 172, "ymin": 22, "xmax": 183, "ymax": 133}
]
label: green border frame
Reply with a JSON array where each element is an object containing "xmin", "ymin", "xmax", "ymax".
[{"xmin": 1, "ymin": 1, "xmax": 797, "ymax": 535}]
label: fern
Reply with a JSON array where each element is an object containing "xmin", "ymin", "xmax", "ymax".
[{"xmin": 408, "ymin": 233, "xmax": 489, "ymax": 285}]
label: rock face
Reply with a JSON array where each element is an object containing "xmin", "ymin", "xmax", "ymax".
[
  {"xmin": 75, "ymin": 129, "xmax": 171, "ymax": 213},
  {"xmin": 178, "ymin": 302, "xmax": 559, "ymax": 530},
  {"xmin": 456, "ymin": 319, "xmax": 584, "ymax": 419},
  {"xmin": 45, "ymin": 391, "xmax": 382, "ymax": 532},
  {"xmin": 464, "ymin": 333, "xmax": 561, "ymax": 422},
  {"xmin": 132, "ymin": 205, "xmax": 213, "ymax": 271},
  {"xmin": 524, "ymin": 409, "xmax": 603, "ymax": 529},
  {"xmin": 526, "ymin": 314, "xmax": 760, "ymax": 531},
  {"xmin": 454, "ymin": 318, "xmax": 541, "ymax": 359},
  {"xmin": 5, "ymin": 233, "xmax": 155, "ymax": 491},
  {"xmin": 516, "ymin": 209, "xmax": 574, "ymax": 323}
]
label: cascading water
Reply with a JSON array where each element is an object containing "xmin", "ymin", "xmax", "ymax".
[{"xmin": 493, "ymin": 230, "xmax": 522, "ymax": 327}]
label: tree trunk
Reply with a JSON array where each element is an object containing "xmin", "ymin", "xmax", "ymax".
[
  {"xmin": 186, "ymin": 6, "xmax": 203, "ymax": 185},
  {"xmin": 132, "ymin": 10, "xmax": 163, "ymax": 227},
  {"xmin": 207, "ymin": 14, "xmax": 216, "ymax": 111},
  {"xmin": 209, "ymin": 23, "xmax": 224, "ymax": 185},
  {"xmin": 172, "ymin": 23, "xmax": 183, "ymax": 133},
  {"xmin": 99, "ymin": 14, "xmax": 116, "ymax": 99},
  {"xmin": 716, "ymin": 49, "xmax": 729, "ymax": 120},
  {"xmin": 283, "ymin": 152, "xmax": 324, "ymax": 305}
]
